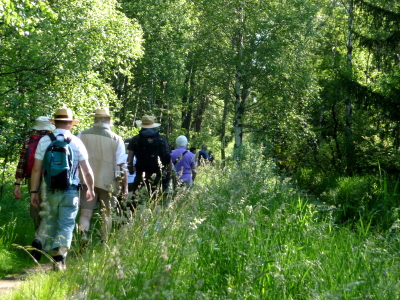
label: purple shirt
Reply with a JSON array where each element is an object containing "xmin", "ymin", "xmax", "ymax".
[{"xmin": 171, "ymin": 147, "xmax": 196, "ymax": 183}]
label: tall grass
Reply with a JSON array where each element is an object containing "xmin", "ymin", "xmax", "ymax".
[
  {"xmin": 3, "ymin": 148, "xmax": 400, "ymax": 299},
  {"xmin": 0, "ymin": 183, "xmax": 38, "ymax": 278},
  {"xmin": 295, "ymin": 166, "xmax": 400, "ymax": 230}
]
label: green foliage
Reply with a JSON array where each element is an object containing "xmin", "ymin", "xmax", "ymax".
[
  {"xmin": 295, "ymin": 166, "xmax": 400, "ymax": 230},
  {"xmin": 0, "ymin": 183, "xmax": 40, "ymax": 278},
  {"xmin": 2, "ymin": 147, "xmax": 400, "ymax": 299},
  {"xmin": 0, "ymin": 215, "xmax": 17, "ymax": 249},
  {"xmin": 0, "ymin": 0, "xmax": 143, "ymax": 174},
  {"xmin": 0, "ymin": 0, "xmax": 56, "ymax": 34}
]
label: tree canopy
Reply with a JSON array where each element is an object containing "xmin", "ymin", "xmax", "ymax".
[{"xmin": 1, "ymin": 0, "xmax": 399, "ymax": 178}]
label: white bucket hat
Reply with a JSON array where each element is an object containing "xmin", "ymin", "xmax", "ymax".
[{"xmin": 33, "ymin": 116, "xmax": 55, "ymax": 131}]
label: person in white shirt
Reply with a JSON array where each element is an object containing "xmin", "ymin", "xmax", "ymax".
[{"xmin": 30, "ymin": 108, "xmax": 95, "ymax": 271}]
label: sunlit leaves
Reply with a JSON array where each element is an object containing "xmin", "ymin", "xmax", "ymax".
[
  {"xmin": 0, "ymin": 0, "xmax": 56, "ymax": 35},
  {"xmin": 0, "ymin": 0, "xmax": 143, "ymax": 163}
]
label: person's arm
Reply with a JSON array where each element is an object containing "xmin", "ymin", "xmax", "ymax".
[
  {"xmin": 29, "ymin": 159, "xmax": 43, "ymax": 208},
  {"xmin": 167, "ymin": 158, "xmax": 172, "ymax": 177},
  {"xmin": 191, "ymin": 164, "xmax": 197, "ymax": 182},
  {"xmin": 79, "ymin": 160, "xmax": 95, "ymax": 201},
  {"xmin": 14, "ymin": 143, "xmax": 28, "ymax": 200},
  {"xmin": 118, "ymin": 163, "xmax": 129, "ymax": 198},
  {"xmin": 127, "ymin": 150, "xmax": 136, "ymax": 175},
  {"xmin": 13, "ymin": 177, "xmax": 24, "ymax": 200}
]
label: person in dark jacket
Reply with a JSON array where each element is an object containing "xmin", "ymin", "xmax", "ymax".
[{"xmin": 127, "ymin": 116, "xmax": 172, "ymax": 209}]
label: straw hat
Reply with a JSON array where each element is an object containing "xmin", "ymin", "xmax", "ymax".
[
  {"xmin": 33, "ymin": 116, "xmax": 55, "ymax": 131},
  {"xmin": 50, "ymin": 108, "xmax": 79, "ymax": 125},
  {"xmin": 92, "ymin": 108, "xmax": 111, "ymax": 118},
  {"xmin": 135, "ymin": 115, "xmax": 161, "ymax": 128}
]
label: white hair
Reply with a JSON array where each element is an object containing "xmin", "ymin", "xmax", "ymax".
[{"xmin": 176, "ymin": 135, "xmax": 188, "ymax": 147}]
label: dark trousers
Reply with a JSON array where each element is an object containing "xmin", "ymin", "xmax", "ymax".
[{"xmin": 129, "ymin": 168, "xmax": 169, "ymax": 210}]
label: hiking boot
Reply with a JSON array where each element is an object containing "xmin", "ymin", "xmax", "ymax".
[
  {"xmin": 31, "ymin": 239, "xmax": 42, "ymax": 262},
  {"xmin": 52, "ymin": 255, "xmax": 66, "ymax": 271}
]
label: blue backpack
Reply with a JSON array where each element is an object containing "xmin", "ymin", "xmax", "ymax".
[{"xmin": 43, "ymin": 133, "xmax": 75, "ymax": 189}]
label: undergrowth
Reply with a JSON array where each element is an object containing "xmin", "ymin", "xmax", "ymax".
[{"xmin": 2, "ymin": 147, "xmax": 400, "ymax": 299}]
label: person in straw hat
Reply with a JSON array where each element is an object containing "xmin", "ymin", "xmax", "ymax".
[
  {"xmin": 29, "ymin": 107, "xmax": 95, "ymax": 271},
  {"xmin": 14, "ymin": 116, "xmax": 55, "ymax": 260},
  {"xmin": 77, "ymin": 108, "xmax": 128, "ymax": 244},
  {"xmin": 126, "ymin": 115, "xmax": 172, "ymax": 209}
]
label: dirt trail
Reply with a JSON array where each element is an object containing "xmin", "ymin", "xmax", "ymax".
[{"xmin": 0, "ymin": 264, "xmax": 53, "ymax": 296}]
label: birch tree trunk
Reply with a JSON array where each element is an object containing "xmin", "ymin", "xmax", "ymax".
[{"xmin": 233, "ymin": 6, "xmax": 245, "ymax": 161}]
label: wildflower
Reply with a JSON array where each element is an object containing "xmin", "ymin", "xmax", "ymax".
[
  {"xmin": 246, "ymin": 205, "xmax": 253, "ymax": 214},
  {"xmin": 163, "ymin": 264, "xmax": 172, "ymax": 272},
  {"xmin": 189, "ymin": 217, "xmax": 206, "ymax": 230},
  {"xmin": 116, "ymin": 268, "xmax": 125, "ymax": 279},
  {"xmin": 160, "ymin": 241, "xmax": 168, "ymax": 260}
]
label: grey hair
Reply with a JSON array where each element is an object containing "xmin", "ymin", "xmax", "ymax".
[
  {"xmin": 94, "ymin": 117, "xmax": 111, "ymax": 126},
  {"xmin": 176, "ymin": 135, "xmax": 188, "ymax": 147}
]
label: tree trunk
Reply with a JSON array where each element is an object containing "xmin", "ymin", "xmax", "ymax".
[
  {"xmin": 221, "ymin": 77, "xmax": 230, "ymax": 168},
  {"xmin": 233, "ymin": 11, "xmax": 245, "ymax": 161},
  {"xmin": 181, "ymin": 59, "xmax": 196, "ymax": 134},
  {"xmin": 193, "ymin": 96, "xmax": 208, "ymax": 132},
  {"xmin": 345, "ymin": 0, "xmax": 355, "ymax": 174}
]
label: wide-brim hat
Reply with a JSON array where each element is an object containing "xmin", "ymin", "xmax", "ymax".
[
  {"xmin": 33, "ymin": 116, "xmax": 56, "ymax": 131},
  {"xmin": 92, "ymin": 108, "xmax": 111, "ymax": 118},
  {"xmin": 135, "ymin": 115, "xmax": 161, "ymax": 128},
  {"xmin": 50, "ymin": 108, "xmax": 79, "ymax": 125}
]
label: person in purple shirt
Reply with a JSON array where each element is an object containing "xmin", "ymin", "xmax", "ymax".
[{"xmin": 171, "ymin": 135, "xmax": 197, "ymax": 189}]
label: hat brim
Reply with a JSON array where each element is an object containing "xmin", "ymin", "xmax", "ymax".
[
  {"xmin": 135, "ymin": 120, "xmax": 161, "ymax": 128},
  {"xmin": 33, "ymin": 125, "xmax": 55, "ymax": 131},
  {"xmin": 92, "ymin": 114, "xmax": 111, "ymax": 118},
  {"xmin": 50, "ymin": 119, "xmax": 79, "ymax": 125}
]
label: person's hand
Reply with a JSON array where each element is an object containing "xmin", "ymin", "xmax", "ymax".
[
  {"xmin": 30, "ymin": 193, "xmax": 39, "ymax": 208},
  {"xmin": 14, "ymin": 185, "xmax": 22, "ymax": 200},
  {"xmin": 87, "ymin": 189, "xmax": 95, "ymax": 202},
  {"xmin": 128, "ymin": 165, "xmax": 136, "ymax": 175}
]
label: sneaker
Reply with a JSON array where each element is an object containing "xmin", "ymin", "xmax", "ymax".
[
  {"xmin": 31, "ymin": 239, "xmax": 42, "ymax": 262},
  {"xmin": 52, "ymin": 255, "xmax": 66, "ymax": 271}
]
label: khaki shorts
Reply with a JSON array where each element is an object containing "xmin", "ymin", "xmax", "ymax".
[{"xmin": 79, "ymin": 185, "xmax": 117, "ymax": 210}]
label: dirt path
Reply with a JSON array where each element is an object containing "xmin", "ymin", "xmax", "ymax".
[
  {"xmin": 0, "ymin": 279, "xmax": 21, "ymax": 296},
  {"xmin": 0, "ymin": 264, "xmax": 53, "ymax": 296}
]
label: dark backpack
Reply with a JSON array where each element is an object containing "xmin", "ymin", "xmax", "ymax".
[
  {"xmin": 43, "ymin": 133, "xmax": 75, "ymax": 189},
  {"xmin": 134, "ymin": 129, "xmax": 171, "ymax": 172},
  {"xmin": 25, "ymin": 135, "xmax": 41, "ymax": 176}
]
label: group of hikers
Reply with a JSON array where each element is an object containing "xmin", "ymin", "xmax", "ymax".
[{"xmin": 13, "ymin": 107, "xmax": 214, "ymax": 271}]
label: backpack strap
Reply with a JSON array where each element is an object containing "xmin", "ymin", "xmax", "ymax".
[
  {"xmin": 48, "ymin": 132, "xmax": 56, "ymax": 142},
  {"xmin": 173, "ymin": 150, "xmax": 188, "ymax": 165},
  {"xmin": 49, "ymin": 132, "xmax": 72, "ymax": 144}
]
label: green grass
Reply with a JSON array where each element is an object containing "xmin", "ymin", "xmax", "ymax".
[
  {"xmin": 2, "ymin": 150, "xmax": 400, "ymax": 299},
  {"xmin": 0, "ymin": 184, "xmax": 40, "ymax": 278}
]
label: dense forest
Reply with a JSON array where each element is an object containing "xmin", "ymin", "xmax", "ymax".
[{"xmin": 1, "ymin": 0, "xmax": 400, "ymax": 221}]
